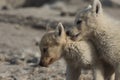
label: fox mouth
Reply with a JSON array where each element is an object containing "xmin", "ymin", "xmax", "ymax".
[
  {"xmin": 39, "ymin": 61, "xmax": 48, "ymax": 67},
  {"xmin": 48, "ymin": 58, "xmax": 54, "ymax": 64},
  {"xmin": 74, "ymin": 32, "xmax": 81, "ymax": 37},
  {"xmin": 39, "ymin": 58, "xmax": 55, "ymax": 67},
  {"xmin": 70, "ymin": 32, "xmax": 81, "ymax": 40}
]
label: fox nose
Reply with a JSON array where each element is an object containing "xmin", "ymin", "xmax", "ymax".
[
  {"xmin": 39, "ymin": 61, "xmax": 48, "ymax": 67},
  {"xmin": 39, "ymin": 61, "xmax": 44, "ymax": 66}
]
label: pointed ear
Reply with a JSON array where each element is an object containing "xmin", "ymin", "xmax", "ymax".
[
  {"xmin": 55, "ymin": 22, "xmax": 65, "ymax": 37},
  {"xmin": 92, "ymin": 0, "xmax": 103, "ymax": 15}
]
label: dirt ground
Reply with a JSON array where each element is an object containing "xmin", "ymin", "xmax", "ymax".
[{"xmin": 0, "ymin": 0, "xmax": 119, "ymax": 80}]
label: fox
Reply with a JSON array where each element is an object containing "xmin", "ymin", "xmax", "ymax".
[
  {"xmin": 39, "ymin": 23, "xmax": 114, "ymax": 80},
  {"xmin": 66, "ymin": 0, "xmax": 120, "ymax": 80}
]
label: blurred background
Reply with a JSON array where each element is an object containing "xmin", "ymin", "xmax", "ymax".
[{"xmin": 0, "ymin": 0, "xmax": 119, "ymax": 80}]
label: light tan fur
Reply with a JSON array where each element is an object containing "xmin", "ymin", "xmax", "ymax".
[
  {"xmin": 39, "ymin": 23, "xmax": 113, "ymax": 80},
  {"xmin": 67, "ymin": 0, "xmax": 120, "ymax": 80}
]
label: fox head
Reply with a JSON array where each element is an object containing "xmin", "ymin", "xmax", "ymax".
[
  {"xmin": 39, "ymin": 23, "xmax": 67, "ymax": 67},
  {"xmin": 67, "ymin": 0, "xmax": 103, "ymax": 40}
]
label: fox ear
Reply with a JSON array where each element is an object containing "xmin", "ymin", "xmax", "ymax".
[
  {"xmin": 55, "ymin": 22, "xmax": 65, "ymax": 37},
  {"xmin": 92, "ymin": 0, "xmax": 102, "ymax": 15}
]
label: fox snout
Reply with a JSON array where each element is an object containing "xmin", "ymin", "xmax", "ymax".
[
  {"xmin": 39, "ymin": 60, "xmax": 48, "ymax": 67},
  {"xmin": 39, "ymin": 57, "xmax": 55, "ymax": 67}
]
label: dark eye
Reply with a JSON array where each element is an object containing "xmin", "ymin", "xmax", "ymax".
[
  {"xmin": 43, "ymin": 48, "xmax": 48, "ymax": 53},
  {"xmin": 76, "ymin": 19, "xmax": 82, "ymax": 25}
]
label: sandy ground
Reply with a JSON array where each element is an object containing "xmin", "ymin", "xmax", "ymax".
[{"xmin": 0, "ymin": 1, "xmax": 119, "ymax": 80}]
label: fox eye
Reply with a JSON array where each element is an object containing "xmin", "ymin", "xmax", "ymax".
[
  {"xmin": 76, "ymin": 19, "xmax": 82, "ymax": 25},
  {"xmin": 43, "ymin": 47, "xmax": 48, "ymax": 53}
]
